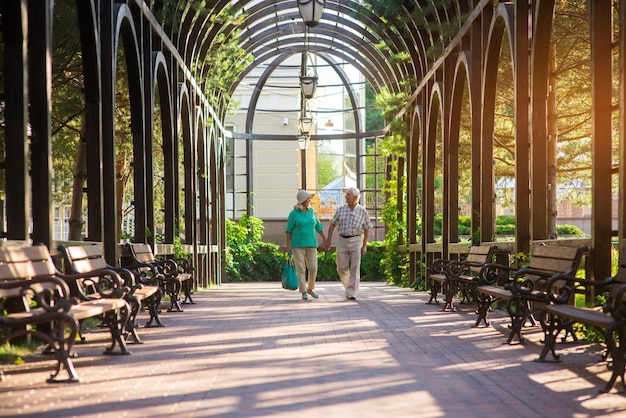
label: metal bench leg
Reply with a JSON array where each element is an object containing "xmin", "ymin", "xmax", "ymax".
[
  {"xmin": 181, "ymin": 280, "xmax": 195, "ymax": 305},
  {"xmin": 426, "ymin": 279, "xmax": 441, "ymax": 305},
  {"xmin": 442, "ymin": 281, "xmax": 458, "ymax": 312},
  {"xmin": 505, "ymin": 298, "xmax": 537, "ymax": 344},
  {"xmin": 144, "ymin": 287, "xmax": 165, "ymax": 327},
  {"xmin": 536, "ymin": 312, "xmax": 563, "ymax": 361},
  {"xmin": 102, "ymin": 305, "xmax": 131, "ymax": 356},
  {"xmin": 46, "ymin": 315, "xmax": 81, "ymax": 383},
  {"xmin": 601, "ymin": 325, "xmax": 626, "ymax": 393},
  {"xmin": 124, "ymin": 295, "xmax": 143, "ymax": 344},
  {"xmin": 161, "ymin": 278, "xmax": 183, "ymax": 312},
  {"xmin": 473, "ymin": 291, "xmax": 493, "ymax": 327}
]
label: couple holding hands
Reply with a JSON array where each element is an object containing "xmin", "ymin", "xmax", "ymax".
[{"xmin": 285, "ymin": 188, "xmax": 372, "ymax": 301}]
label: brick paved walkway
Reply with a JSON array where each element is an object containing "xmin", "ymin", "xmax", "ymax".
[{"xmin": 1, "ymin": 282, "xmax": 626, "ymax": 417}]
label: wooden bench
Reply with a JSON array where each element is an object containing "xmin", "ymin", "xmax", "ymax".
[
  {"xmin": 59, "ymin": 243, "xmax": 165, "ymax": 344},
  {"xmin": 427, "ymin": 245, "xmax": 498, "ymax": 311},
  {"xmin": 125, "ymin": 243, "xmax": 193, "ymax": 312},
  {"xmin": 0, "ymin": 245, "xmax": 130, "ymax": 383},
  {"xmin": 536, "ymin": 269, "xmax": 626, "ymax": 393},
  {"xmin": 474, "ymin": 244, "xmax": 590, "ymax": 344}
]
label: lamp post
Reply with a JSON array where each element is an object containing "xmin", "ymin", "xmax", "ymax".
[
  {"xmin": 299, "ymin": 72, "xmax": 317, "ymax": 99},
  {"xmin": 297, "ymin": 114, "xmax": 313, "ymax": 189},
  {"xmin": 297, "ymin": 0, "xmax": 325, "ymax": 27},
  {"xmin": 300, "ymin": 49, "xmax": 317, "ymax": 99},
  {"xmin": 297, "ymin": 135, "xmax": 310, "ymax": 151},
  {"xmin": 297, "ymin": 113, "xmax": 313, "ymax": 136}
]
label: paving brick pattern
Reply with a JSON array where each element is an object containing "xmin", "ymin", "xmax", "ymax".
[{"xmin": 1, "ymin": 282, "xmax": 626, "ymax": 417}]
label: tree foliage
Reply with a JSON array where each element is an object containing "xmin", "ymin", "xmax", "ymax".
[{"xmin": 51, "ymin": 0, "xmax": 84, "ymax": 206}]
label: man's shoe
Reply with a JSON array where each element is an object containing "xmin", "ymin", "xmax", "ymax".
[
  {"xmin": 302, "ymin": 293, "xmax": 308, "ymax": 300},
  {"xmin": 308, "ymin": 291, "xmax": 319, "ymax": 299},
  {"xmin": 347, "ymin": 296, "xmax": 356, "ymax": 300}
]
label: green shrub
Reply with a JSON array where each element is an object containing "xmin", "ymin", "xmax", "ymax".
[
  {"xmin": 317, "ymin": 243, "xmax": 387, "ymax": 282},
  {"xmin": 496, "ymin": 215, "xmax": 516, "ymax": 225},
  {"xmin": 316, "ymin": 251, "xmax": 338, "ymax": 281},
  {"xmin": 226, "ymin": 214, "xmax": 283, "ymax": 282},
  {"xmin": 458, "ymin": 225, "xmax": 471, "ymax": 235},
  {"xmin": 572, "ymin": 293, "xmax": 608, "ymax": 342},
  {"xmin": 510, "ymin": 251, "xmax": 530, "ymax": 268},
  {"xmin": 458, "ymin": 215, "xmax": 471, "ymax": 228},
  {"xmin": 557, "ymin": 224, "xmax": 585, "ymax": 235},
  {"xmin": 495, "ymin": 224, "xmax": 515, "ymax": 235},
  {"xmin": 361, "ymin": 242, "xmax": 387, "ymax": 281},
  {"xmin": 433, "ymin": 214, "xmax": 443, "ymax": 235}
]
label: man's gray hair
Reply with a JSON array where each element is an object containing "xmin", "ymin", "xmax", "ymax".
[{"xmin": 347, "ymin": 187, "xmax": 360, "ymax": 198}]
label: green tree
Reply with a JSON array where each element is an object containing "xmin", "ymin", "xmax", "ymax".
[
  {"xmin": 316, "ymin": 154, "xmax": 340, "ymax": 188},
  {"xmin": 51, "ymin": 0, "xmax": 86, "ymax": 239}
]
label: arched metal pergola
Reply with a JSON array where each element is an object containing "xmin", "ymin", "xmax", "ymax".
[{"xmin": 1, "ymin": 1, "xmax": 625, "ymax": 286}]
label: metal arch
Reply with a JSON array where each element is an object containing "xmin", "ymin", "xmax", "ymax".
[
  {"xmin": 448, "ymin": 51, "xmax": 473, "ymax": 145},
  {"xmin": 175, "ymin": 1, "xmax": 221, "ymax": 70},
  {"xmin": 243, "ymin": 53, "xmax": 290, "ymax": 134},
  {"xmin": 236, "ymin": 1, "xmax": 404, "ymax": 74},
  {"xmin": 316, "ymin": 53, "xmax": 364, "ymax": 135},
  {"xmin": 446, "ymin": 51, "xmax": 473, "ymax": 246},
  {"xmin": 239, "ymin": 19, "xmax": 390, "ymax": 72},
  {"xmin": 228, "ymin": 25, "xmax": 400, "ymax": 94},
  {"xmin": 177, "ymin": 82, "xmax": 197, "ymax": 248},
  {"xmin": 479, "ymin": 5, "xmax": 513, "ymax": 243},
  {"xmin": 164, "ymin": 0, "xmax": 474, "ymax": 111},
  {"xmin": 493, "ymin": 3, "xmax": 516, "ymax": 70},
  {"xmin": 242, "ymin": 50, "xmax": 364, "ymax": 139},
  {"xmin": 239, "ymin": 19, "xmax": 399, "ymax": 85},
  {"xmin": 152, "ymin": 50, "xmax": 176, "ymax": 243},
  {"xmin": 165, "ymin": 0, "xmax": 474, "ymax": 108},
  {"xmin": 394, "ymin": 2, "xmax": 429, "ymax": 79},
  {"xmin": 244, "ymin": 25, "xmax": 394, "ymax": 77},
  {"xmin": 423, "ymin": 82, "xmax": 445, "ymax": 245},
  {"xmin": 329, "ymin": 0, "xmax": 416, "ymax": 81},
  {"xmin": 407, "ymin": 102, "xmax": 423, "ymax": 240},
  {"xmin": 152, "ymin": 51, "xmax": 173, "ymax": 130},
  {"xmin": 189, "ymin": 0, "xmax": 417, "ymax": 98},
  {"xmin": 531, "ymin": 0, "xmax": 556, "ymax": 102},
  {"xmin": 76, "ymin": 0, "xmax": 104, "ymax": 243},
  {"xmin": 233, "ymin": 43, "xmax": 386, "ymax": 97},
  {"xmin": 113, "ymin": 4, "xmax": 148, "ymax": 247},
  {"xmin": 244, "ymin": 33, "xmax": 398, "ymax": 93}
]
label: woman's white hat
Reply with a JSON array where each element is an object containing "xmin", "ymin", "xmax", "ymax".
[{"xmin": 296, "ymin": 190, "xmax": 312, "ymax": 204}]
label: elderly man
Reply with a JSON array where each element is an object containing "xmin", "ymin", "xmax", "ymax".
[{"xmin": 324, "ymin": 187, "xmax": 372, "ymax": 300}]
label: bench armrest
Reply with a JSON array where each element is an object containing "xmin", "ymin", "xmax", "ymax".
[
  {"xmin": 0, "ymin": 276, "xmax": 79, "ymax": 314},
  {"xmin": 605, "ymin": 284, "xmax": 626, "ymax": 321},
  {"xmin": 172, "ymin": 257, "xmax": 194, "ymax": 274},
  {"xmin": 446, "ymin": 259, "xmax": 488, "ymax": 280},
  {"xmin": 427, "ymin": 258, "xmax": 451, "ymax": 275},
  {"xmin": 503, "ymin": 267, "xmax": 566, "ymax": 300},
  {"xmin": 57, "ymin": 268, "xmax": 130, "ymax": 301},
  {"xmin": 540, "ymin": 273, "xmax": 614, "ymax": 304},
  {"xmin": 477, "ymin": 263, "xmax": 517, "ymax": 286}
]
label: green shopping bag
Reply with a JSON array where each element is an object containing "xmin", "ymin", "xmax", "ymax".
[{"xmin": 282, "ymin": 254, "xmax": 298, "ymax": 290}]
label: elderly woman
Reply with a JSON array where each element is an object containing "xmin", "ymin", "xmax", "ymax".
[{"xmin": 285, "ymin": 190, "xmax": 327, "ymax": 300}]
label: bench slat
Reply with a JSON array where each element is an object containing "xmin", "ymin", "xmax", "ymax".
[
  {"xmin": 71, "ymin": 258, "xmax": 109, "ymax": 273},
  {"xmin": 530, "ymin": 245, "xmax": 582, "ymax": 259}
]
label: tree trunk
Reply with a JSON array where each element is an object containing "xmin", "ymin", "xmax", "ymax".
[
  {"xmin": 68, "ymin": 119, "xmax": 87, "ymax": 240},
  {"xmin": 547, "ymin": 44, "xmax": 558, "ymax": 239}
]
